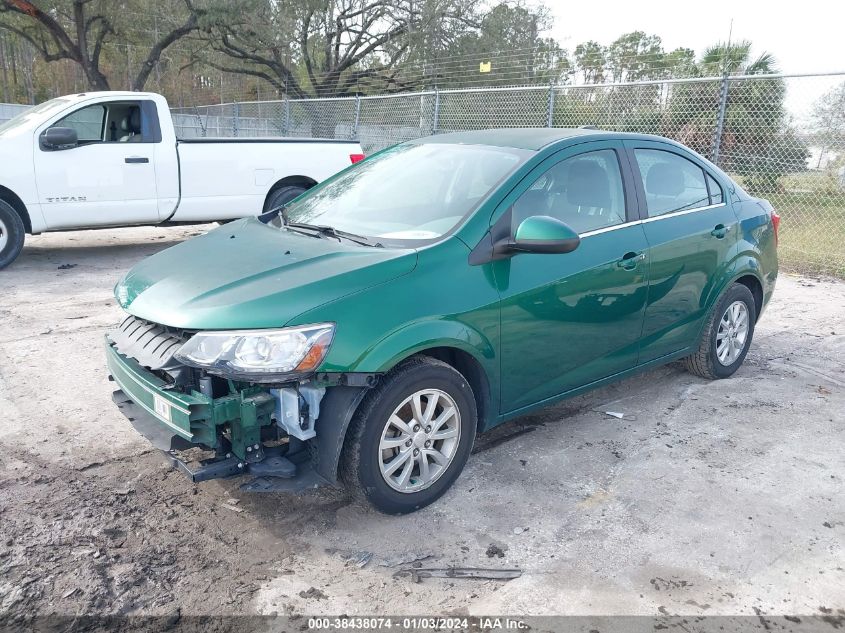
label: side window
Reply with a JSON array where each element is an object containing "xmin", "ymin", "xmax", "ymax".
[
  {"xmin": 512, "ymin": 149, "xmax": 627, "ymax": 235},
  {"xmin": 706, "ymin": 172, "xmax": 724, "ymax": 204},
  {"xmin": 49, "ymin": 101, "xmax": 153, "ymax": 144},
  {"xmin": 52, "ymin": 104, "xmax": 106, "ymax": 142},
  {"xmin": 634, "ymin": 149, "xmax": 710, "ymax": 217}
]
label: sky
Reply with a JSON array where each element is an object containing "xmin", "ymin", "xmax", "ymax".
[{"xmin": 547, "ymin": 0, "xmax": 843, "ymax": 75}]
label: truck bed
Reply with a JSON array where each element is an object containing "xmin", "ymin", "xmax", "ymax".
[{"xmin": 177, "ymin": 137, "xmax": 360, "ymax": 144}]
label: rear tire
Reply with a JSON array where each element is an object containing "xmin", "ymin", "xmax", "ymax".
[
  {"xmin": 264, "ymin": 185, "xmax": 307, "ymax": 213},
  {"xmin": 339, "ymin": 356, "xmax": 477, "ymax": 514},
  {"xmin": 683, "ymin": 283, "xmax": 757, "ymax": 380},
  {"xmin": 0, "ymin": 200, "xmax": 25, "ymax": 270}
]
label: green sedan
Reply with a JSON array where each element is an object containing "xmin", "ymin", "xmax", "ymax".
[{"xmin": 106, "ymin": 128, "xmax": 779, "ymax": 514}]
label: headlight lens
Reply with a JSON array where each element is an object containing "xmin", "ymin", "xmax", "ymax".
[{"xmin": 174, "ymin": 323, "xmax": 334, "ymax": 380}]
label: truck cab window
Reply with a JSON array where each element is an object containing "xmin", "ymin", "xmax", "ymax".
[
  {"xmin": 52, "ymin": 104, "xmax": 106, "ymax": 144},
  {"xmin": 50, "ymin": 102, "xmax": 146, "ymax": 144}
]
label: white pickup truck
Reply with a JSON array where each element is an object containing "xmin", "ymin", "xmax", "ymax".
[{"xmin": 0, "ymin": 91, "xmax": 364, "ymax": 269}]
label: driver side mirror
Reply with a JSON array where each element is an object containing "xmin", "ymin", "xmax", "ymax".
[
  {"xmin": 494, "ymin": 215, "xmax": 581, "ymax": 256},
  {"xmin": 40, "ymin": 127, "xmax": 78, "ymax": 151}
]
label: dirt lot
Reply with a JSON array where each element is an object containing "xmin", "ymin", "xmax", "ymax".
[{"xmin": 1, "ymin": 225, "xmax": 843, "ymax": 619}]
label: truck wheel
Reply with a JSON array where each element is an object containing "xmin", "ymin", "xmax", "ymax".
[
  {"xmin": 339, "ymin": 356, "xmax": 477, "ymax": 514},
  {"xmin": 264, "ymin": 185, "xmax": 307, "ymax": 212},
  {"xmin": 0, "ymin": 200, "xmax": 25, "ymax": 270},
  {"xmin": 683, "ymin": 283, "xmax": 757, "ymax": 380}
]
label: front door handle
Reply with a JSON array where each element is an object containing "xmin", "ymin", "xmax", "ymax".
[
  {"xmin": 711, "ymin": 224, "xmax": 728, "ymax": 239},
  {"xmin": 125, "ymin": 157, "xmax": 149, "ymax": 164},
  {"xmin": 616, "ymin": 251, "xmax": 646, "ymax": 270}
]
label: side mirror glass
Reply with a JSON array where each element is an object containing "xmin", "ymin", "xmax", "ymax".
[
  {"xmin": 494, "ymin": 215, "xmax": 581, "ymax": 255},
  {"xmin": 40, "ymin": 127, "xmax": 79, "ymax": 151}
]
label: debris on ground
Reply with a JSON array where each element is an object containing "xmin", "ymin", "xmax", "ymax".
[
  {"xmin": 326, "ymin": 548, "xmax": 373, "ymax": 568},
  {"xmin": 377, "ymin": 551, "xmax": 434, "ymax": 568},
  {"xmin": 57, "ymin": 263, "xmax": 77, "ymax": 270},
  {"xmin": 394, "ymin": 567, "xmax": 522, "ymax": 583},
  {"xmin": 485, "ymin": 544, "xmax": 506, "ymax": 558},
  {"xmin": 298, "ymin": 587, "xmax": 328, "ymax": 600}
]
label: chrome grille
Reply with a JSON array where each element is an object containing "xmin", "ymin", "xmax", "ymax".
[{"xmin": 109, "ymin": 315, "xmax": 189, "ymax": 370}]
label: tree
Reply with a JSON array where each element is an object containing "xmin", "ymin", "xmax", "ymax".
[
  {"xmin": 0, "ymin": 0, "xmax": 215, "ymax": 91},
  {"xmin": 203, "ymin": 0, "xmax": 479, "ymax": 98},
  {"xmin": 811, "ymin": 81, "xmax": 845, "ymax": 170},
  {"xmin": 699, "ymin": 40, "xmax": 777, "ymax": 76},
  {"xmin": 428, "ymin": 3, "xmax": 570, "ymax": 89},
  {"xmin": 573, "ymin": 40, "xmax": 604, "ymax": 83},
  {"xmin": 605, "ymin": 31, "xmax": 664, "ymax": 82}
]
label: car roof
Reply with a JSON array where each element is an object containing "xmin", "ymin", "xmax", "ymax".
[{"xmin": 416, "ymin": 127, "xmax": 668, "ymax": 151}]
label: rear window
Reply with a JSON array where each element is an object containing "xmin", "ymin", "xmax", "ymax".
[{"xmin": 634, "ymin": 149, "xmax": 711, "ymax": 217}]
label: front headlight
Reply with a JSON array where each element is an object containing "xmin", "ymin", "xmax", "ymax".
[{"xmin": 173, "ymin": 323, "xmax": 334, "ymax": 381}]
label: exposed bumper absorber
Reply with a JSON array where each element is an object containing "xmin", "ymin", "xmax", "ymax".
[{"xmin": 113, "ymin": 390, "xmax": 328, "ymax": 493}]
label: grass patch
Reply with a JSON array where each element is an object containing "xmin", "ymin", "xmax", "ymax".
[{"xmin": 734, "ymin": 171, "xmax": 845, "ymax": 278}]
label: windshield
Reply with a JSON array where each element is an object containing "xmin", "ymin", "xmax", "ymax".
[
  {"xmin": 284, "ymin": 142, "xmax": 531, "ymax": 244},
  {"xmin": 0, "ymin": 97, "xmax": 73, "ymax": 137}
]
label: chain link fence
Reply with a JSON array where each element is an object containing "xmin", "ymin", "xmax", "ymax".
[
  {"xmin": 2, "ymin": 73, "xmax": 843, "ymax": 277},
  {"xmin": 175, "ymin": 72, "xmax": 845, "ymax": 277}
]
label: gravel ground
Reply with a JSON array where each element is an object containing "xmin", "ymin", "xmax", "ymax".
[{"xmin": 0, "ymin": 225, "xmax": 843, "ymax": 620}]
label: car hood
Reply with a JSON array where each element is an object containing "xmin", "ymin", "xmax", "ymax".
[{"xmin": 115, "ymin": 218, "xmax": 417, "ymax": 329}]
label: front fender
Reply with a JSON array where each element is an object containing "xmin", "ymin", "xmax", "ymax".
[{"xmin": 355, "ymin": 318, "xmax": 496, "ymax": 375}]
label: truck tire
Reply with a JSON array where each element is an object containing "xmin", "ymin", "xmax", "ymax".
[
  {"xmin": 0, "ymin": 200, "xmax": 25, "ymax": 270},
  {"xmin": 683, "ymin": 283, "xmax": 757, "ymax": 380},
  {"xmin": 339, "ymin": 356, "xmax": 477, "ymax": 514},
  {"xmin": 264, "ymin": 185, "xmax": 307, "ymax": 213}
]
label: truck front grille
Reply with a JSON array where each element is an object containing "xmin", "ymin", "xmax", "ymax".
[{"xmin": 109, "ymin": 315, "xmax": 190, "ymax": 371}]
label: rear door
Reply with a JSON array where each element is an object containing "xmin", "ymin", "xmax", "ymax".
[
  {"xmin": 495, "ymin": 141, "xmax": 651, "ymax": 413},
  {"xmin": 623, "ymin": 140, "xmax": 739, "ymax": 364},
  {"xmin": 34, "ymin": 99, "xmax": 161, "ymax": 229}
]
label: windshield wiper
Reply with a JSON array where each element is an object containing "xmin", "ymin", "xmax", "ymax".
[
  {"xmin": 285, "ymin": 222, "xmax": 383, "ymax": 248},
  {"xmin": 258, "ymin": 205, "xmax": 382, "ymax": 247}
]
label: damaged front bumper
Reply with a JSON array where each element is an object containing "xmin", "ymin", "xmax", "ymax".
[{"xmin": 105, "ymin": 337, "xmax": 329, "ymax": 493}]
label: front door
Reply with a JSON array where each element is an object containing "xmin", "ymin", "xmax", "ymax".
[
  {"xmin": 623, "ymin": 141, "xmax": 740, "ymax": 364},
  {"xmin": 34, "ymin": 100, "xmax": 160, "ymax": 230},
  {"xmin": 495, "ymin": 142, "xmax": 650, "ymax": 414}
]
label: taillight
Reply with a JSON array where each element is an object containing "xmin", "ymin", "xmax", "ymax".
[
  {"xmin": 771, "ymin": 210, "xmax": 780, "ymax": 246},
  {"xmin": 349, "ymin": 153, "xmax": 365, "ymax": 164}
]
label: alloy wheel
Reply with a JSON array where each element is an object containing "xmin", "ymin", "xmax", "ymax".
[
  {"xmin": 716, "ymin": 300, "xmax": 749, "ymax": 366},
  {"xmin": 378, "ymin": 389, "xmax": 462, "ymax": 493}
]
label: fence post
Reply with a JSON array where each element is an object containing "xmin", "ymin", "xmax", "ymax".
[
  {"xmin": 711, "ymin": 74, "xmax": 729, "ymax": 165},
  {"xmin": 432, "ymin": 89, "xmax": 440, "ymax": 134},
  {"xmin": 284, "ymin": 97, "xmax": 291, "ymax": 136},
  {"xmin": 233, "ymin": 102, "xmax": 240, "ymax": 137},
  {"xmin": 353, "ymin": 95, "xmax": 361, "ymax": 139},
  {"xmin": 547, "ymin": 83, "xmax": 555, "ymax": 127}
]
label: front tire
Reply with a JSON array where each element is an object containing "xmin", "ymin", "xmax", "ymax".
[
  {"xmin": 683, "ymin": 283, "xmax": 757, "ymax": 379},
  {"xmin": 0, "ymin": 200, "xmax": 25, "ymax": 270},
  {"xmin": 339, "ymin": 356, "xmax": 477, "ymax": 514}
]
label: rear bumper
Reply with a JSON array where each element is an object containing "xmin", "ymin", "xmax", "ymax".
[{"xmin": 106, "ymin": 337, "xmax": 327, "ymax": 492}]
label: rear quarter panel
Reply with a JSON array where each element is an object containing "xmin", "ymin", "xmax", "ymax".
[{"xmin": 733, "ymin": 194, "xmax": 778, "ymax": 315}]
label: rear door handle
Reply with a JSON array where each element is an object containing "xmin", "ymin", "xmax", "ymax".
[
  {"xmin": 125, "ymin": 157, "xmax": 149, "ymax": 164},
  {"xmin": 710, "ymin": 224, "xmax": 728, "ymax": 238},
  {"xmin": 616, "ymin": 251, "xmax": 646, "ymax": 270}
]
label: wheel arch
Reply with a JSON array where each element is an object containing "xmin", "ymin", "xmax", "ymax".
[
  {"xmin": 733, "ymin": 273, "xmax": 764, "ymax": 322},
  {"xmin": 312, "ymin": 331, "xmax": 498, "ymax": 485},
  {"xmin": 405, "ymin": 346, "xmax": 493, "ymax": 434},
  {"xmin": 263, "ymin": 175, "xmax": 318, "ymax": 210},
  {"xmin": 0, "ymin": 185, "xmax": 32, "ymax": 234}
]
